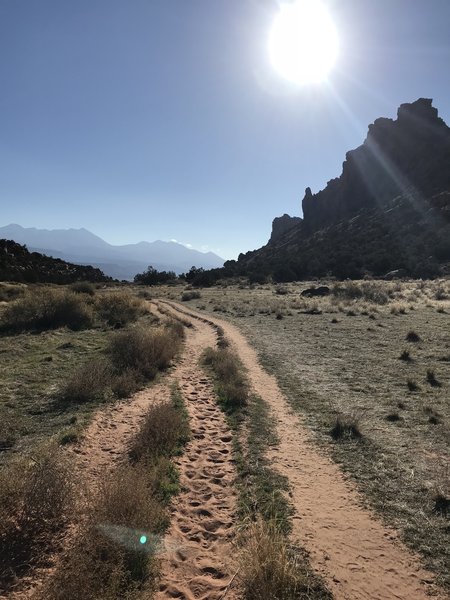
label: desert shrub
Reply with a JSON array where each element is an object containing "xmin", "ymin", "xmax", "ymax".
[
  {"xmin": 59, "ymin": 358, "xmax": 112, "ymax": 403},
  {"xmin": 330, "ymin": 414, "xmax": 362, "ymax": 441},
  {"xmin": 40, "ymin": 387, "xmax": 190, "ymax": 600},
  {"xmin": 111, "ymin": 368, "xmax": 143, "ymax": 398},
  {"xmin": 1, "ymin": 288, "xmax": 94, "ymax": 332},
  {"xmin": 0, "ymin": 284, "xmax": 25, "ymax": 302},
  {"xmin": 386, "ymin": 412, "xmax": 403, "ymax": 422},
  {"xmin": 181, "ymin": 290, "xmax": 201, "ymax": 301},
  {"xmin": 407, "ymin": 379, "xmax": 420, "ymax": 392},
  {"xmin": 434, "ymin": 286, "xmax": 448, "ymax": 301},
  {"xmin": 202, "ymin": 347, "xmax": 249, "ymax": 412},
  {"xmin": 95, "ymin": 292, "xmax": 144, "ymax": 327},
  {"xmin": 332, "ymin": 281, "xmax": 388, "ymax": 305},
  {"xmin": 39, "ymin": 465, "xmax": 164, "ymax": 600},
  {"xmin": 0, "ymin": 446, "xmax": 73, "ymax": 589},
  {"xmin": 70, "ymin": 281, "xmax": 96, "ymax": 295},
  {"xmin": 108, "ymin": 324, "xmax": 182, "ymax": 381},
  {"xmin": 399, "ymin": 349, "xmax": 412, "ymax": 361},
  {"xmin": 406, "ymin": 330, "xmax": 421, "ymax": 342},
  {"xmin": 239, "ymin": 520, "xmax": 312, "ymax": 600},
  {"xmin": 130, "ymin": 401, "xmax": 189, "ymax": 463},
  {"xmin": 426, "ymin": 369, "xmax": 441, "ymax": 387},
  {"xmin": 275, "ymin": 286, "xmax": 289, "ymax": 295},
  {"xmin": 0, "ymin": 417, "xmax": 17, "ymax": 451}
]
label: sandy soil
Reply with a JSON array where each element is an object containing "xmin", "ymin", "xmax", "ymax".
[
  {"xmin": 162, "ymin": 300, "xmax": 444, "ymax": 600},
  {"xmin": 152, "ymin": 302, "xmax": 238, "ymax": 600},
  {"xmin": 5, "ymin": 305, "xmax": 238, "ymax": 600}
]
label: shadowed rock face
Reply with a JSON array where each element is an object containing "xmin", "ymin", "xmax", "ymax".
[
  {"xmin": 269, "ymin": 214, "xmax": 303, "ymax": 244},
  {"xmin": 301, "ymin": 98, "xmax": 450, "ymax": 232},
  {"xmin": 235, "ymin": 99, "xmax": 450, "ymax": 280}
]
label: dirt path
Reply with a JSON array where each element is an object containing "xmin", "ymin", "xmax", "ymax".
[
  {"xmin": 152, "ymin": 302, "xmax": 238, "ymax": 600},
  {"xmin": 5, "ymin": 306, "xmax": 238, "ymax": 600},
  {"xmin": 161, "ymin": 301, "xmax": 443, "ymax": 600}
]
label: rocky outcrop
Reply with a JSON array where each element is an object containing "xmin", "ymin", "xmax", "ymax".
[
  {"xmin": 301, "ymin": 98, "xmax": 450, "ymax": 232},
  {"xmin": 244, "ymin": 99, "xmax": 450, "ymax": 281},
  {"xmin": 269, "ymin": 214, "xmax": 303, "ymax": 244}
]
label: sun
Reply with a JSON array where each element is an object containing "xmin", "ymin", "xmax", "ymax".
[{"xmin": 268, "ymin": 0, "xmax": 339, "ymax": 85}]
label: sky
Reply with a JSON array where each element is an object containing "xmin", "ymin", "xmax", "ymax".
[{"xmin": 1, "ymin": 0, "xmax": 450, "ymax": 260}]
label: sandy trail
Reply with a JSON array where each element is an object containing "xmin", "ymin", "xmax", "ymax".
[
  {"xmin": 153, "ymin": 302, "xmax": 238, "ymax": 600},
  {"xmin": 5, "ymin": 306, "xmax": 238, "ymax": 600},
  {"xmin": 162, "ymin": 301, "xmax": 443, "ymax": 600}
]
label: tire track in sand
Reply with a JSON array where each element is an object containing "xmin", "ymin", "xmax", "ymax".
[
  {"xmin": 152, "ymin": 301, "xmax": 238, "ymax": 600},
  {"xmin": 161, "ymin": 301, "xmax": 444, "ymax": 600}
]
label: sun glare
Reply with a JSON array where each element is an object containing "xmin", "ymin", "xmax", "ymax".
[{"xmin": 269, "ymin": 0, "xmax": 339, "ymax": 85}]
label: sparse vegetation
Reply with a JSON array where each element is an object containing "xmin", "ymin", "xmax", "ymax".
[
  {"xmin": 239, "ymin": 520, "xmax": 331, "ymax": 600},
  {"xmin": 426, "ymin": 369, "xmax": 442, "ymax": 387},
  {"xmin": 70, "ymin": 281, "xmax": 96, "ymax": 295},
  {"xmin": 202, "ymin": 346, "xmax": 249, "ymax": 413},
  {"xmin": 159, "ymin": 279, "xmax": 449, "ymax": 587},
  {"xmin": 399, "ymin": 349, "xmax": 412, "ymax": 361},
  {"xmin": 59, "ymin": 358, "xmax": 112, "ymax": 404},
  {"xmin": 1, "ymin": 288, "xmax": 95, "ymax": 332},
  {"xmin": 0, "ymin": 444, "xmax": 73, "ymax": 591},
  {"xmin": 406, "ymin": 330, "xmax": 421, "ymax": 342},
  {"xmin": 95, "ymin": 291, "xmax": 144, "ymax": 327},
  {"xmin": 107, "ymin": 323, "xmax": 183, "ymax": 380},
  {"xmin": 407, "ymin": 379, "xmax": 420, "ymax": 392},
  {"xmin": 39, "ymin": 388, "xmax": 190, "ymax": 600},
  {"xmin": 181, "ymin": 290, "xmax": 201, "ymax": 301},
  {"xmin": 330, "ymin": 414, "xmax": 362, "ymax": 441}
]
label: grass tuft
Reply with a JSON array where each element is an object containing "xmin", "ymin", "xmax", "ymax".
[
  {"xmin": 406, "ymin": 330, "xmax": 421, "ymax": 343},
  {"xmin": 330, "ymin": 414, "xmax": 362, "ymax": 441},
  {"xmin": 239, "ymin": 519, "xmax": 330, "ymax": 600},
  {"xmin": 202, "ymin": 347, "xmax": 249, "ymax": 413}
]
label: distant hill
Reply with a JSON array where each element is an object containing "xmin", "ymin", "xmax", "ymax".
[
  {"xmin": 0, "ymin": 225, "xmax": 224, "ymax": 280},
  {"xmin": 227, "ymin": 98, "xmax": 450, "ymax": 281},
  {"xmin": 0, "ymin": 239, "xmax": 110, "ymax": 284}
]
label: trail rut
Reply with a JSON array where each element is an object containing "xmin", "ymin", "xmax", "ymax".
[
  {"xmin": 5, "ymin": 306, "xmax": 238, "ymax": 600},
  {"xmin": 161, "ymin": 301, "xmax": 444, "ymax": 600},
  {"xmin": 152, "ymin": 302, "xmax": 238, "ymax": 600}
]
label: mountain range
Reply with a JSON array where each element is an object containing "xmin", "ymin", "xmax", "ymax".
[
  {"xmin": 222, "ymin": 98, "xmax": 450, "ymax": 282},
  {"xmin": 0, "ymin": 225, "xmax": 224, "ymax": 280}
]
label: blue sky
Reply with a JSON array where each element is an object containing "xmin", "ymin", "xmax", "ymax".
[{"xmin": 1, "ymin": 0, "xmax": 450, "ymax": 259}]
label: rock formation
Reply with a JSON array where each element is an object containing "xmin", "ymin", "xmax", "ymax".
[{"xmin": 230, "ymin": 99, "xmax": 450, "ymax": 281}]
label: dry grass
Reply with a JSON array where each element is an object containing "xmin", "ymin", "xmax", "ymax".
[
  {"xmin": 70, "ymin": 281, "xmax": 96, "ymax": 296},
  {"xmin": 330, "ymin": 414, "xmax": 362, "ymax": 441},
  {"xmin": 59, "ymin": 358, "xmax": 113, "ymax": 404},
  {"xmin": 40, "ymin": 389, "xmax": 189, "ymax": 600},
  {"xmin": 107, "ymin": 323, "xmax": 183, "ymax": 380},
  {"xmin": 0, "ymin": 444, "xmax": 73, "ymax": 591},
  {"xmin": 154, "ymin": 278, "xmax": 450, "ymax": 588},
  {"xmin": 129, "ymin": 400, "xmax": 190, "ymax": 463},
  {"xmin": 239, "ymin": 520, "xmax": 331, "ymax": 600},
  {"xmin": 202, "ymin": 346, "xmax": 249, "ymax": 412},
  {"xmin": 95, "ymin": 291, "xmax": 144, "ymax": 327},
  {"xmin": 0, "ymin": 288, "xmax": 94, "ymax": 332},
  {"xmin": 39, "ymin": 464, "xmax": 164, "ymax": 600}
]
